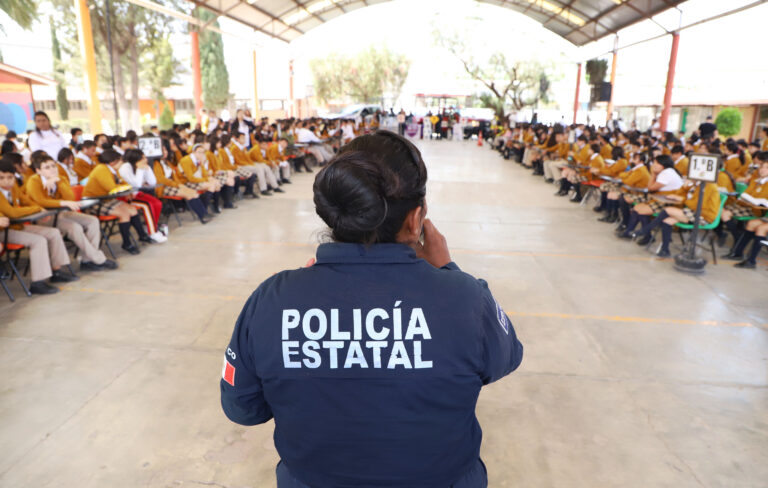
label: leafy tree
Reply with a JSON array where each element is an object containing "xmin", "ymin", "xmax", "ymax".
[
  {"xmin": 195, "ymin": 8, "xmax": 230, "ymax": 109},
  {"xmin": 159, "ymin": 103, "xmax": 174, "ymax": 130},
  {"xmin": 0, "ymin": 0, "xmax": 37, "ymax": 30},
  {"xmin": 434, "ymin": 28, "xmax": 552, "ymax": 121},
  {"xmin": 310, "ymin": 46, "xmax": 411, "ymax": 105},
  {"xmin": 715, "ymin": 107, "xmax": 742, "ymax": 138},
  {"xmin": 50, "ymin": 16, "xmax": 69, "ymax": 120},
  {"xmin": 142, "ymin": 35, "xmax": 184, "ymax": 118}
]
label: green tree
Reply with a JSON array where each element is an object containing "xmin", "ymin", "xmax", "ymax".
[
  {"xmin": 0, "ymin": 0, "xmax": 37, "ymax": 30},
  {"xmin": 142, "ymin": 35, "xmax": 184, "ymax": 118},
  {"xmin": 195, "ymin": 8, "xmax": 230, "ymax": 109},
  {"xmin": 715, "ymin": 107, "xmax": 742, "ymax": 138},
  {"xmin": 158, "ymin": 103, "xmax": 174, "ymax": 130},
  {"xmin": 309, "ymin": 46, "xmax": 411, "ymax": 104},
  {"xmin": 50, "ymin": 16, "xmax": 69, "ymax": 120}
]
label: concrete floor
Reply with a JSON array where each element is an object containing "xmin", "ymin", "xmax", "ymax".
[{"xmin": 1, "ymin": 139, "xmax": 767, "ymax": 488}]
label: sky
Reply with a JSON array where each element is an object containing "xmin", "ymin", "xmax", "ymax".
[{"xmin": 1, "ymin": 0, "xmax": 767, "ymax": 117}]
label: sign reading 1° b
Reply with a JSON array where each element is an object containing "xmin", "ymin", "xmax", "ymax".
[
  {"xmin": 138, "ymin": 136, "xmax": 163, "ymax": 160},
  {"xmin": 674, "ymin": 152, "xmax": 722, "ymax": 274}
]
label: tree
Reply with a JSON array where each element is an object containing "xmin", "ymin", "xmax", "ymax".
[
  {"xmin": 158, "ymin": 103, "xmax": 174, "ymax": 130},
  {"xmin": 1, "ymin": 0, "xmax": 38, "ymax": 60},
  {"xmin": 715, "ymin": 107, "xmax": 742, "ymax": 138},
  {"xmin": 195, "ymin": 8, "xmax": 230, "ymax": 109},
  {"xmin": 434, "ymin": 29, "xmax": 552, "ymax": 122},
  {"xmin": 309, "ymin": 46, "xmax": 411, "ymax": 105},
  {"xmin": 50, "ymin": 16, "xmax": 69, "ymax": 120},
  {"xmin": 142, "ymin": 35, "xmax": 184, "ymax": 118}
]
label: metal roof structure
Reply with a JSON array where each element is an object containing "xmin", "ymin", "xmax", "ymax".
[{"xmin": 184, "ymin": 0, "xmax": 686, "ymax": 45}]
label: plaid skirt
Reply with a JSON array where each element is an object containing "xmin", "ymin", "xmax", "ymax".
[
  {"xmin": 160, "ymin": 185, "xmax": 181, "ymax": 197},
  {"xmin": 214, "ymin": 170, "xmax": 229, "ymax": 186},
  {"xmin": 600, "ymin": 182, "xmax": 621, "ymax": 192},
  {"xmin": 624, "ymin": 193, "xmax": 649, "ymax": 204},
  {"xmin": 235, "ymin": 167, "xmax": 252, "ymax": 179},
  {"xmin": 572, "ymin": 174, "xmax": 589, "ymax": 183},
  {"xmin": 682, "ymin": 207, "xmax": 710, "ymax": 225},
  {"xmin": 185, "ymin": 182, "xmax": 205, "ymax": 191},
  {"xmin": 725, "ymin": 203, "xmax": 756, "ymax": 218},
  {"xmin": 85, "ymin": 198, "xmax": 123, "ymax": 216},
  {"xmin": 648, "ymin": 200, "xmax": 666, "ymax": 214}
]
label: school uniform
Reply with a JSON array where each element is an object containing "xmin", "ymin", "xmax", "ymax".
[
  {"xmin": 598, "ymin": 158, "xmax": 628, "ymax": 192},
  {"xmin": 233, "ymin": 142, "xmax": 276, "ymax": 191},
  {"xmin": 645, "ymin": 168, "xmax": 684, "ymax": 214},
  {"xmin": 574, "ymin": 153, "xmax": 603, "ymax": 183},
  {"xmin": 680, "ymin": 181, "xmax": 720, "ymax": 224},
  {"xmin": 725, "ymin": 176, "xmax": 768, "ymax": 218},
  {"xmin": 179, "ymin": 154, "xmax": 211, "ymax": 191},
  {"xmin": 267, "ymin": 143, "xmax": 292, "ymax": 181},
  {"xmin": 206, "ymin": 150, "xmax": 231, "ymax": 186},
  {"xmin": 618, "ymin": 164, "xmax": 651, "ymax": 204},
  {"xmin": 82, "ymin": 164, "xmax": 126, "ymax": 216},
  {"xmin": 153, "ymin": 160, "xmax": 185, "ymax": 197},
  {"xmin": 724, "ymin": 154, "xmax": 743, "ymax": 176},
  {"xmin": 74, "ymin": 152, "xmax": 96, "ymax": 181},
  {"xmin": 0, "ymin": 184, "xmax": 70, "ymax": 282},
  {"xmin": 673, "ymin": 155, "xmax": 689, "ymax": 177},
  {"xmin": 25, "ymin": 174, "xmax": 107, "ymax": 266},
  {"xmin": 119, "ymin": 163, "xmax": 162, "ymax": 236}
]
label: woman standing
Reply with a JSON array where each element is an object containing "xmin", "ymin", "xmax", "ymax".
[{"xmin": 27, "ymin": 111, "xmax": 66, "ymax": 159}]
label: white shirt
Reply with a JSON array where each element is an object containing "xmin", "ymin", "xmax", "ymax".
[
  {"xmin": 224, "ymin": 148, "xmax": 235, "ymax": 165},
  {"xmin": 118, "ymin": 162, "xmax": 156, "ymax": 191},
  {"xmin": 656, "ymin": 168, "xmax": 683, "ymax": 192},
  {"xmin": 296, "ymin": 128, "xmax": 322, "ymax": 144},
  {"xmin": 342, "ymin": 125, "xmax": 355, "ymax": 140},
  {"xmin": 57, "ymin": 161, "xmax": 79, "ymax": 186},
  {"xmin": 28, "ymin": 129, "xmax": 65, "ymax": 159},
  {"xmin": 0, "ymin": 187, "xmax": 12, "ymax": 203}
]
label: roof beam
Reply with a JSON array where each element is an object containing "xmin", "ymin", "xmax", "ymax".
[
  {"xmin": 288, "ymin": 0, "xmax": 328, "ymax": 25},
  {"xmin": 188, "ymin": 0, "xmax": 297, "ymax": 41}
]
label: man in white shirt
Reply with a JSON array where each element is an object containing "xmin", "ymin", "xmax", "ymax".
[{"xmin": 296, "ymin": 123, "xmax": 334, "ymax": 165}]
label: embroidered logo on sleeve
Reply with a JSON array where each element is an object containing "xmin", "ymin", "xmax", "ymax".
[
  {"xmin": 222, "ymin": 358, "xmax": 236, "ymax": 386},
  {"xmin": 494, "ymin": 300, "xmax": 510, "ymax": 335}
]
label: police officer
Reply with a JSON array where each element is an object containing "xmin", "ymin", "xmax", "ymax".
[{"xmin": 220, "ymin": 130, "xmax": 524, "ymax": 487}]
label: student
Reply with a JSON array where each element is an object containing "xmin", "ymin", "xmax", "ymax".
[
  {"xmin": 83, "ymin": 149, "xmax": 148, "ymax": 255},
  {"xmin": 248, "ymin": 136, "xmax": 285, "ymax": 193},
  {"xmin": 1, "ymin": 139, "xmax": 16, "ymax": 156},
  {"xmin": 618, "ymin": 155, "xmax": 683, "ymax": 238},
  {"xmin": 266, "ymin": 138, "xmax": 293, "ymax": 184},
  {"xmin": 215, "ymin": 134, "xmax": 258, "ymax": 199},
  {"xmin": 74, "ymin": 141, "xmax": 98, "ymax": 181},
  {"xmin": 0, "ymin": 160, "xmax": 76, "ymax": 293},
  {"xmin": 26, "ymin": 152, "xmax": 117, "ymax": 271},
  {"xmin": 119, "ymin": 149, "xmax": 167, "ymax": 243},
  {"xmin": 593, "ymin": 145, "xmax": 628, "ymax": 214},
  {"xmin": 567, "ymin": 143, "xmax": 604, "ymax": 203},
  {"xmin": 257, "ymin": 137, "xmax": 291, "ymax": 185},
  {"xmin": 153, "ymin": 141, "xmax": 210, "ymax": 223},
  {"xmin": 722, "ymin": 154, "xmax": 768, "ymax": 261},
  {"xmin": 179, "ymin": 143, "xmax": 230, "ymax": 212},
  {"xmin": 56, "ymin": 148, "xmax": 80, "ymax": 186},
  {"xmin": 231, "ymin": 132, "xmax": 277, "ymax": 196},
  {"xmin": 203, "ymin": 137, "xmax": 238, "ymax": 208},
  {"xmin": 728, "ymin": 217, "xmax": 768, "ymax": 269},
  {"xmin": 723, "ymin": 141, "xmax": 746, "ymax": 177},
  {"xmin": 1, "ymin": 152, "xmax": 33, "ymax": 187},
  {"xmin": 93, "ymin": 133, "xmax": 109, "ymax": 154},
  {"xmin": 70, "ymin": 127, "xmax": 83, "ymax": 148},
  {"xmin": 630, "ymin": 179, "xmax": 721, "ymax": 258},
  {"xmin": 607, "ymin": 152, "xmax": 651, "ymax": 229},
  {"xmin": 671, "ymin": 145, "xmax": 689, "ymax": 176}
]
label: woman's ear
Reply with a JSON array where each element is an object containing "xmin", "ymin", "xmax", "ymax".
[{"xmin": 398, "ymin": 205, "xmax": 424, "ymax": 244}]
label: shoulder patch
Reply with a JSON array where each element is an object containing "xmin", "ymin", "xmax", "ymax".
[{"xmin": 494, "ymin": 299, "xmax": 509, "ymax": 335}]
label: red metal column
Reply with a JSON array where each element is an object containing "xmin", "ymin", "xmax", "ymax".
[
  {"xmin": 191, "ymin": 30, "xmax": 203, "ymax": 121},
  {"xmin": 660, "ymin": 32, "xmax": 680, "ymax": 132},
  {"xmin": 573, "ymin": 62, "xmax": 582, "ymax": 124},
  {"xmin": 289, "ymin": 59, "xmax": 295, "ymax": 118}
]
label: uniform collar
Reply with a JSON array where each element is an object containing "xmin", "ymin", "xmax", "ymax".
[{"xmin": 315, "ymin": 243, "xmax": 420, "ymax": 265}]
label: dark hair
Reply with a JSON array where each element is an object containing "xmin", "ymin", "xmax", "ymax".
[
  {"xmin": 589, "ymin": 143, "xmax": 601, "ymax": 154},
  {"xmin": 755, "ymin": 151, "xmax": 768, "ymax": 163},
  {"xmin": 313, "ymin": 130, "xmax": 427, "ymax": 245},
  {"xmin": 123, "ymin": 148, "xmax": 145, "ymax": 170},
  {"xmin": 6, "ymin": 130, "xmax": 17, "ymax": 139},
  {"xmin": 98, "ymin": 149, "xmax": 122, "ymax": 165},
  {"xmin": 1, "ymin": 140, "xmax": 16, "ymax": 155},
  {"xmin": 33, "ymin": 111, "xmax": 57, "ymax": 136},
  {"xmin": 30, "ymin": 150, "xmax": 55, "ymax": 170},
  {"xmin": 70, "ymin": 128, "xmax": 82, "ymax": 137},
  {"xmin": 670, "ymin": 145, "xmax": 684, "ymax": 155},
  {"xmin": 81, "ymin": 140, "xmax": 96, "ymax": 150},
  {"xmin": 654, "ymin": 154, "xmax": 675, "ymax": 170},
  {"xmin": 220, "ymin": 134, "xmax": 231, "ymax": 147},
  {"xmin": 125, "ymin": 130, "xmax": 138, "ymax": 143},
  {"xmin": 611, "ymin": 146, "xmax": 624, "ymax": 160},
  {"xmin": 57, "ymin": 147, "xmax": 73, "ymax": 163},
  {"xmin": 0, "ymin": 160, "xmax": 15, "ymax": 174},
  {"xmin": 634, "ymin": 152, "xmax": 647, "ymax": 164}
]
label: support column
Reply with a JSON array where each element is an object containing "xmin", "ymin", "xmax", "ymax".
[
  {"xmin": 252, "ymin": 49, "xmax": 259, "ymax": 119},
  {"xmin": 660, "ymin": 31, "xmax": 680, "ymax": 132},
  {"xmin": 191, "ymin": 30, "xmax": 203, "ymax": 123},
  {"xmin": 606, "ymin": 36, "xmax": 618, "ymax": 122},
  {"xmin": 573, "ymin": 62, "xmax": 582, "ymax": 124},
  {"xmin": 74, "ymin": 0, "xmax": 102, "ymax": 133},
  {"xmin": 289, "ymin": 59, "xmax": 295, "ymax": 118}
]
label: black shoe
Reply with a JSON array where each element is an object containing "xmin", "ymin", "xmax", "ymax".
[
  {"xmin": 50, "ymin": 270, "xmax": 79, "ymax": 283},
  {"xmin": 555, "ymin": 189, "xmax": 568, "ymax": 196},
  {"xmin": 734, "ymin": 260, "xmax": 756, "ymax": 269},
  {"xmin": 617, "ymin": 232, "xmax": 633, "ymax": 240},
  {"xmin": 212, "ymin": 206, "xmax": 222, "ymax": 214},
  {"xmin": 100, "ymin": 259, "xmax": 118, "ymax": 270},
  {"xmin": 544, "ymin": 178, "xmax": 554, "ymax": 183},
  {"xmin": 615, "ymin": 224, "xmax": 627, "ymax": 234},
  {"xmin": 224, "ymin": 203, "xmax": 237, "ymax": 209},
  {"xmin": 261, "ymin": 190, "xmax": 273, "ymax": 196},
  {"xmin": 598, "ymin": 213, "xmax": 615, "ymax": 223},
  {"xmin": 282, "ymin": 179, "xmax": 292, "ymax": 184},
  {"xmin": 30, "ymin": 281, "xmax": 59, "ymax": 295},
  {"xmin": 272, "ymin": 187, "xmax": 285, "ymax": 193},
  {"xmin": 139, "ymin": 235, "xmax": 154, "ymax": 244},
  {"xmin": 656, "ymin": 249, "xmax": 671, "ymax": 258},
  {"xmin": 122, "ymin": 244, "xmax": 140, "ymax": 255},
  {"xmin": 569, "ymin": 195, "xmax": 582, "ymax": 203},
  {"xmin": 636, "ymin": 234, "xmax": 654, "ymax": 246},
  {"xmin": 721, "ymin": 251, "xmax": 743, "ymax": 261},
  {"xmin": 592, "ymin": 205, "xmax": 605, "ymax": 213},
  {"xmin": 80, "ymin": 260, "xmax": 103, "ymax": 272}
]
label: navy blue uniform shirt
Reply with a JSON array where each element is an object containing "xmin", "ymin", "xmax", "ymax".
[{"xmin": 220, "ymin": 243, "xmax": 523, "ymax": 487}]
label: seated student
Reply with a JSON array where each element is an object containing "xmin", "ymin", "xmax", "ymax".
[
  {"xmin": 256, "ymin": 137, "xmax": 290, "ymax": 185},
  {"xmin": 83, "ymin": 149, "xmax": 148, "ymax": 255},
  {"xmin": 55, "ymin": 148, "xmax": 80, "ymax": 186},
  {"xmin": 670, "ymin": 145, "xmax": 689, "ymax": 176},
  {"xmin": 296, "ymin": 122, "xmax": 334, "ymax": 165},
  {"xmin": 549, "ymin": 134, "xmax": 586, "ymax": 187},
  {"xmin": 26, "ymin": 152, "xmax": 118, "ymax": 270},
  {"xmin": 119, "ymin": 148, "xmax": 167, "ymax": 243},
  {"xmin": 178, "ymin": 143, "xmax": 222, "ymax": 212},
  {"xmin": 722, "ymin": 154, "xmax": 768, "ymax": 261},
  {"xmin": 266, "ymin": 137, "xmax": 293, "ymax": 184},
  {"xmin": 630, "ymin": 178, "xmax": 721, "ymax": 258},
  {"xmin": 618, "ymin": 155, "xmax": 684, "ymax": 239},
  {"xmin": 0, "ymin": 161, "xmax": 76, "ymax": 294},
  {"xmin": 566, "ymin": 143, "xmax": 604, "ymax": 203},
  {"xmin": 247, "ymin": 136, "xmax": 283, "ymax": 192},
  {"xmin": 74, "ymin": 140, "xmax": 98, "ymax": 181},
  {"xmin": 70, "ymin": 127, "xmax": 83, "ymax": 149},
  {"xmin": 723, "ymin": 141, "xmax": 746, "ymax": 177},
  {"xmin": 113, "ymin": 136, "xmax": 131, "ymax": 156},
  {"xmin": 728, "ymin": 217, "xmax": 768, "ymax": 269},
  {"xmin": 228, "ymin": 132, "xmax": 278, "ymax": 196},
  {"xmin": 202, "ymin": 137, "xmax": 237, "ymax": 208},
  {"xmin": 1, "ymin": 139, "xmax": 17, "ymax": 156},
  {"xmin": 593, "ymin": 145, "xmax": 628, "ymax": 215},
  {"xmin": 1, "ymin": 152, "xmax": 33, "ymax": 188},
  {"xmin": 214, "ymin": 134, "xmax": 257, "ymax": 199},
  {"xmin": 153, "ymin": 140, "xmax": 210, "ymax": 223},
  {"xmin": 608, "ymin": 152, "xmax": 651, "ymax": 231}
]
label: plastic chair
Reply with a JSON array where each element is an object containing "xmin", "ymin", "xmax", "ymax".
[
  {"xmin": 674, "ymin": 193, "xmax": 728, "ymax": 264},
  {"xmin": 0, "ymin": 241, "xmax": 31, "ymax": 301},
  {"xmin": 579, "ymin": 180, "xmax": 604, "ymax": 207}
]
